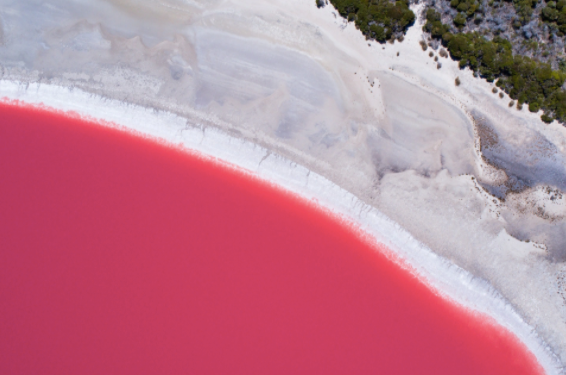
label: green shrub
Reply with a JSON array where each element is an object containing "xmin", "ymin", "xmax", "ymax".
[
  {"xmin": 450, "ymin": 0, "xmax": 480, "ymax": 17},
  {"xmin": 454, "ymin": 12, "xmax": 467, "ymax": 27},
  {"xmin": 328, "ymin": 0, "xmax": 415, "ymax": 42},
  {"xmin": 509, "ymin": 0, "xmax": 540, "ymax": 23},
  {"xmin": 424, "ymin": 9, "xmax": 450, "ymax": 38},
  {"xmin": 541, "ymin": 113, "xmax": 554, "ymax": 123},
  {"xmin": 541, "ymin": 3, "xmax": 566, "ymax": 32},
  {"xmin": 529, "ymin": 101, "xmax": 541, "ymax": 112}
]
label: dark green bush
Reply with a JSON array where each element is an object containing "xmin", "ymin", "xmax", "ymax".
[
  {"xmin": 508, "ymin": 0, "xmax": 540, "ymax": 23},
  {"xmin": 328, "ymin": 0, "xmax": 415, "ymax": 42},
  {"xmin": 423, "ymin": 9, "xmax": 451, "ymax": 38},
  {"xmin": 541, "ymin": 113, "xmax": 554, "ymax": 123},
  {"xmin": 541, "ymin": 2, "xmax": 566, "ymax": 33},
  {"xmin": 529, "ymin": 101, "xmax": 541, "ymax": 112},
  {"xmin": 450, "ymin": 0, "xmax": 480, "ymax": 18},
  {"xmin": 453, "ymin": 12, "xmax": 467, "ymax": 27}
]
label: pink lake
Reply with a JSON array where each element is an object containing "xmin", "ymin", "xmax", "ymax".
[{"xmin": 0, "ymin": 102, "xmax": 545, "ymax": 374}]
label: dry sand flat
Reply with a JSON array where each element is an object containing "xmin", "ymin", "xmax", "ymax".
[{"xmin": 1, "ymin": 0, "xmax": 566, "ymax": 370}]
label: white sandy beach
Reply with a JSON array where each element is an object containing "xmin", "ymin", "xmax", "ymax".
[{"xmin": 1, "ymin": 0, "xmax": 566, "ymax": 371}]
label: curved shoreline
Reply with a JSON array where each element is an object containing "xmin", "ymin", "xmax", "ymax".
[{"xmin": 1, "ymin": 79, "xmax": 561, "ymax": 374}]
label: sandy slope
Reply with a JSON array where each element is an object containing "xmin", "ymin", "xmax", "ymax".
[{"xmin": 1, "ymin": 0, "xmax": 566, "ymax": 370}]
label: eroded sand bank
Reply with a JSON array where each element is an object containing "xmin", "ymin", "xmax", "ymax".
[{"xmin": 1, "ymin": 0, "xmax": 566, "ymax": 370}]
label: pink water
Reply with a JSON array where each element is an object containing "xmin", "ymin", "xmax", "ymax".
[{"xmin": 0, "ymin": 103, "xmax": 545, "ymax": 374}]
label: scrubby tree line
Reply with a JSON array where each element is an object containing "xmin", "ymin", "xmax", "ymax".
[
  {"xmin": 425, "ymin": 9, "xmax": 566, "ymax": 123},
  {"xmin": 318, "ymin": 0, "xmax": 566, "ymax": 124},
  {"xmin": 326, "ymin": 0, "xmax": 415, "ymax": 42}
]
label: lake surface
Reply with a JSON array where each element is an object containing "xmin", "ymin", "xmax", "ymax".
[{"xmin": 0, "ymin": 103, "xmax": 544, "ymax": 374}]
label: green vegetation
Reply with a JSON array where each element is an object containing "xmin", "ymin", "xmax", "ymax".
[
  {"xmin": 328, "ymin": 0, "xmax": 415, "ymax": 42},
  {"xmin": 450, "ymin": 0, "xmax": 480, "ymax": 25},
  {"xmin": 425, "ymin": 9, "xmax": 566, "ymax": 123},
  {"xmin": 510, "ymin": 0, "xmax": 540, "ymax": 23},
  {"xmin": 423, "ymin": 8, "xmax": 450, "ymax": 38},
  {"xmin": 453, "ymin": 12, "xmax": 468, "ymax": 28},
  {"xmin": 541, "ymin": 0, "xmax": 566, "ymax": 34}
]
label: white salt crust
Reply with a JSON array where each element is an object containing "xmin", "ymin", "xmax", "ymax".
[{"xmin": 0, "ymin": 79, "xmax": 562, "ymax": 374}]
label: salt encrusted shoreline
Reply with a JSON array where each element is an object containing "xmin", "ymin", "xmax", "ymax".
[{"xmin": 1, "ymin": 79, "xmax": 561, "ymax": 374}]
